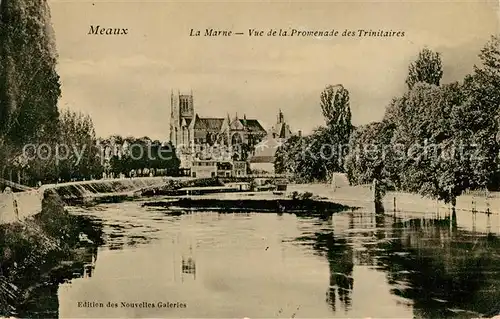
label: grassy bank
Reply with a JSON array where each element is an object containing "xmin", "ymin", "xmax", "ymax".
[{"xmin": 0, "ymin": 190, "xmax": 102, "ymax": 318}]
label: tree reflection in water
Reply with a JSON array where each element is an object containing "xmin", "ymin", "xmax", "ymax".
[
  {"xmin": 295, "ymin": 210, "xmax": 500, "ymax": 318},
  {"xmin": 295, "ymin": 230, "xmax": 354, "ymax": 313},
  {"xmin": 374, "ymin": 211, "xmax": 500, "ymax": 318}
]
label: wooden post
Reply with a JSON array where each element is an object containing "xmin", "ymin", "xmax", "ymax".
[
  {"xmin": 436, "ymin": 199, "xmax": 439, "ymax": 218},
  {"xmin": 373, "ymin": 178, "xmax": 383, "ymax": 213},
  {"xmin": 487, "ymin": 213, "xmax": 491, "ymax": 233},
  {"xmin": 13, "ymin": 197, "xmax": 19, "ymax": 220}
]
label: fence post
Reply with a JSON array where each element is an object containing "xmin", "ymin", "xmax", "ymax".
[
  {"xmin": 436, "ymin": 199, "xmax": 439, "ymax": 218},
  {"xmin": 373, "ymin": 178, "xmax": 383, "ymax": 213}
]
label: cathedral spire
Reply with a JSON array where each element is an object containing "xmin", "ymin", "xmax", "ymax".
[{"xmin": 277, "ymin": 109, "xmax": 284, "ymax": 123}]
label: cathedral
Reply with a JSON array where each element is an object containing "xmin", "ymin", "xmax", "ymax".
[{"xmin": 169, "ymin": 91, "xmax": 269, "ymax": 173}]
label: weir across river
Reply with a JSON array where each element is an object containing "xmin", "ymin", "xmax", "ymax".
[{"xmin": 0, "ymin": 177, "xmax": 190, "ymax": 224}]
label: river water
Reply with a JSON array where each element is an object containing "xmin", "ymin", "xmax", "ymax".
[{"xmin": 51, "ymin": 199, "xmax": 500, "ymax": 318}]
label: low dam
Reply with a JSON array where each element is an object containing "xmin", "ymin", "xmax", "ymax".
[{"xmin": 0, "ymin": 177, "xmax": 192, "ymax": 224}]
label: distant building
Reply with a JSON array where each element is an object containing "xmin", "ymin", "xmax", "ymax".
[
  {"xmin": 190, "ymin": 159, "xmax": 248, "ymax": 178},
  {"xmin": 169, "ymin": 91, "xmax": 267, "ymax": 175},
  {"xmin": 249, "ymin": 110, "xmax": 294, "ymax": 174},
  {"xmin": 270, "ymin": 109, "xmax": 292, "ymax": 140}
]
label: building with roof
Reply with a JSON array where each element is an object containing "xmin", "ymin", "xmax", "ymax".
[
  {"xmin": 249, "ymin": 109, "xmax": 295, "ymax": 174},
  {"xmin": 270, "ymin": 109, "xmax": 292, "ymax": 140},
  {"xmin": 169, "ymin": 91, "xmax": 268, "ymax": 171}
]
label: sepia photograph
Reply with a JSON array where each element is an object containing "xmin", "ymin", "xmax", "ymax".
[{"xmin": 1, "ymin": 0, "xmax": 500, "ymax": 318}]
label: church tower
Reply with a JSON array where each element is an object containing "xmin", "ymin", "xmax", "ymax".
[
  {"xmin": 271, "ymin": 109, "xmax": 292, "ymax": 139},
  {"xmin": 169, "ymin": 90, "xmax": 194, "ymax": 147}
]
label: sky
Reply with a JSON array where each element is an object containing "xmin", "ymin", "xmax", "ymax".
[{"xmin": 48, "ymin": 0, "xmax": 499, "ymax": 141}]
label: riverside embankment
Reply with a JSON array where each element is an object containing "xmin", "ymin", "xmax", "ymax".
[
  {"xmin": 0, "ymin": 190, "xmax": 104, "ymax": 318},
  {"xmin": 0, "ymin": 176, "xmax": 197, "ymax": 317},
  {"xmin": 287, "ymin": 183, "xmax": 500, "ymax": 234}
]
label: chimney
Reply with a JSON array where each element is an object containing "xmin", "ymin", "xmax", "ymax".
[{"xmin": 298, "ymin": 130, "xmax": 302, "ymax": 137}]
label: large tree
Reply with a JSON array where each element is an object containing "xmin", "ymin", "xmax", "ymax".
[
  {"xmin": 390, "ymin": 82, "xmax": 470, "ymax": 204},
  {"xmin": 319, "ymin": 84, "xmax": 353, "ymax": 142},
  {"xmin": 344, "ymin": 120, "xmax": 397, "ymax": 189},
  {"xmin": 459, "ymin": 35, "xmax": 500, "ymax": 190},
  {"xmin": 56, "ymin": 110, "xmax": 103, "ymax": 182},
  {"xmin": 405, "ymin": 48, "xmax": 443, "ymax": 89},
  {"xmin": 0, "ymin": 0, "xmax": 61, "ymax": 182},
  {"xmin": 108, "ymin": 137, "xmax": 180, "ymax": 177},
  {"xmin": 319, "ymin": 84, "xmax": 353, "ymax": 175}
]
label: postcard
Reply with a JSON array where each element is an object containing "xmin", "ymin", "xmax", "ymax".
[{"xmin": 1, "ymin": 0, "xmax": 500, "ymax": 318}]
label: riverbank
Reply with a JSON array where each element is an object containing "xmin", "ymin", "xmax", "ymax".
[
  {"xmin": 287, "ymin": 183, "xmax": 500, "ymax": 215},
  {"xmin": 0, "ymin": 190, "xmax": 102, "ymax": 318}
]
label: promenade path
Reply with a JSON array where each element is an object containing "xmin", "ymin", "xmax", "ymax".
[{"xmin": 288, "ymin": 182, "xmax": 500, "ymax": 234}]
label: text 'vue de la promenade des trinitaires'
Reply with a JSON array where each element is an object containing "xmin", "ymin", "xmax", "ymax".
[{"xmin": 189, "ymin": 28, "xmax": 406, "ymax": 38}]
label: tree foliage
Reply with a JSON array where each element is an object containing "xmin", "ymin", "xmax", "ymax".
[
  {"xmin": 320, "ymin": 84, "xmax": 353, "ymax": 141},
  {"xmin": 405, "ymin": 48, "xmax": 443, "ymax": 89},
  {"xmin": 56, "ymin": 110, "xmax": 103, "ymax": 182},
  {"xmin": 275, "ymin": 84, "xmax": 353, "ymax": 182},
  {"xmin": 388, "ymin": 82, "xmax": 471, "ymax": 203},
  {"xmin": 0, "ymin": 0, "xmax": 61, "ymax": 145},
  {"xmin": 0, "ymin": 0, "xmax": 61, "ymax": 184},
  {"xmin": 106, "ymin": 137, "xmax": 180, "ymax": 177},
  {"xmin": 345, "ymin": 36, "xmax": 500, "ymax": 205},
  {"xmin": 344, "ymin": 121, "xmax": 396, "ymax": 188},
  {"xmin": 275, "ymin": 127, "xmax": 345, "ymax": 182}
]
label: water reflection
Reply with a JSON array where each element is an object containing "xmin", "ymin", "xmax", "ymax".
[
  {"xmin": 12, "ymin": 201, "xmax": 500, "ymax": 318},
  {"xmin": 373, "ymin": 214, "xmax": 500, "ymax": 318},
  {"xmin": 290, "ymin": 209, "xmax": 500, "ymax": 318},
  {"xmin": 295, "ymin": 231, "xmax": 354, "ymax": 312}
]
